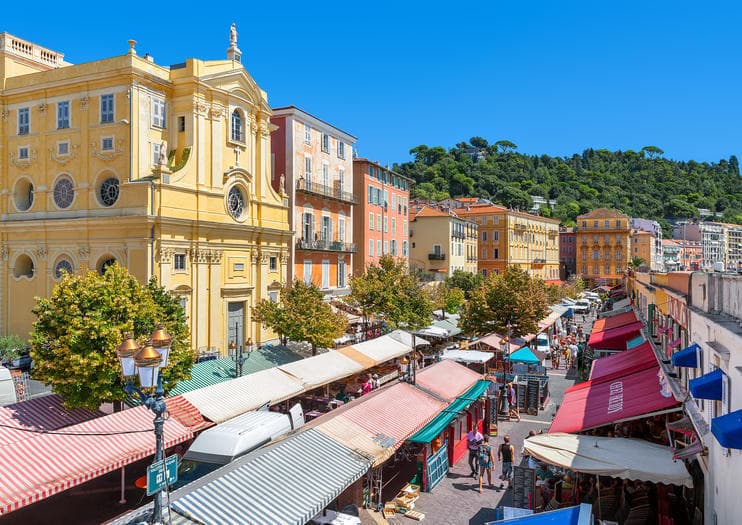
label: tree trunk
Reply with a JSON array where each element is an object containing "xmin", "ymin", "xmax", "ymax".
[{"xmin": 311, "ymin": 343, "xmax": 317, "ymax": 356}]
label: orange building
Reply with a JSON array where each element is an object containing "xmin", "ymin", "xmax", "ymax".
[
  {"xmin": 352, "ymin": 159, "xmax": 412, "ymax": 274},
  {"xmin": 271, "ymin": 107, "xmax": 356, "ymax": 295},
  {"xmin": 455, "ymin": 202, "xmax": 560, "ymax": 281},
  {"xmin": 575, "ymin": 208, "xmax": 631, "ymax": 285}
]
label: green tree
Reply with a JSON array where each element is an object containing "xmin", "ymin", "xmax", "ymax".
[
  {"xmin": 30, "ymin": 264, "xmax": 193, "ymax": 409},
  {"xmin": 429, "ymin": 283, "xmax": 465, "ymax": 319},
  {"xmin": 253, "ymin": 280, "xmax": 346, "ymax": 356},
  {"xmin": 349, "ymin": 254, "xmax": 433, "ymax": 330},
  {"xmin": 630, "ymin": 256, "xmax": 647, "ymax": 269},
  {"xmin": 445, "ymin": 269, "xmax": 484, "ymax": 299},
  {"xmin": 494, "ymin": 140, "xmax": 518, "ymax": 153},
  {"xmin": 460, "ymin": 266, "xmax": 549, "ymax": 337}
]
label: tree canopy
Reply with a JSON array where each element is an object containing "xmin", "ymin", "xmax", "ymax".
[
  {"xmin": 394, "ymin": 139, "xmax": 742, "ymax": 228},
  {"xmin": 349, "ymin": 254, "xmax": 433, "ymax": 330},
  {"xmin": 253, "ymin": 280, "xmax": 346, "ymax": 356},
  {"xmin": 460, "ymin": 266, "xmax": 549, "ymax": 337},
  {"xmin": 30, "ymin": 264, "xmax": 193, "ymax": 409}
]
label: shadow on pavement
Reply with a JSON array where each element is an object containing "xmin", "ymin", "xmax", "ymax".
[{"xmin": 468, "ymin": 507, "xmax": 499, "ymax": 525}]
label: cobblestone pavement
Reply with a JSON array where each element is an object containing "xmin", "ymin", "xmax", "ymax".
[{"xmin": 382, "ymin": 311, "xmax": 596, "ymax": 525}]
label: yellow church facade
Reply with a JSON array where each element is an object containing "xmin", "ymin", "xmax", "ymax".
[{"xmin": 0, "ymin": 31, "xmax": 290, "ymax": 353}]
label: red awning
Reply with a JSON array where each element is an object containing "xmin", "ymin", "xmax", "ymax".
[
  {"xmin": 591, "ymin": 311, "xmax": 638, "ymax": 333},
  {"xmin": 588, "ymin": 321, "xmax": 643, "ymax": 350},
  {"xmin": 165, "ymin": 395, "xmax": 214, "ymax": 432},
  {"xmin": 589, "ymin": 341, "xmax": 657, "ymax": 381},
  {"xmin": 340, "ymin": 382, "xmax": 446, "ymax": 448},
  {"xmin": 0, "ymin": 394, "xmax": 104, "ymax": 447},
  {"xmin": 415, "ymin": 359, "xmax": 482, "ymax": 401},
  {"xmin": 0, "ymin": 405, "xmax": 192, "ymax": 515},
  {"xmin": 549, "ymin": 365, "xmax": 680, "ymax": 433}
]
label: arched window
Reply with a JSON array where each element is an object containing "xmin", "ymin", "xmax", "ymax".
[
  {"xmin": 54, "ymin": 257, "xmax": 74, "ymax": 279},
  {"xmin": 231, "ymin": 109, "xmax": 244, "ymax": 143},
  {"xmin": 98, "ymin": 256, "xmax": 117, "ymax": 275}
]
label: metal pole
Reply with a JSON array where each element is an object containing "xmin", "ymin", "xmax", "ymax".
[
  {"xmin": 149, "ymin": 374, "xmax": 166, "ymax": 525},
  {"xmin": 118, "ymin": 466, "xmax": 126, "ymax": 505}
]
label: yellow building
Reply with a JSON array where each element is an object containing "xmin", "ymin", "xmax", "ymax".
[
  {"xmin": 0, "ymin": 30, "xmax": 290, "ymax": 352},
  {"xmin": 454, "ymin": 202, "xmax": 560, "ymax": 282},
  {"xmin": 408, "ymin": 205, "xmax": 477, "ymax": 280},
  {"xmin": 630, "ymin": 229, "xmax": 655, "ymax": 270},
  {"xmin": 575, "ymin": 208, "xmax": 631, "ymax": 285}
]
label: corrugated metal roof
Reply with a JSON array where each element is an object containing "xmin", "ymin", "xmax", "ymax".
[
  {"xmin": 415, "ymin": 359, "xmax": 483, "ymax": 401},
  {"xmin": 170, "ymin": 429, "xmax": 371, "ymax": 525},
  {"xmin": 182, "ymin": 368, "xmax": 304, "ymax": 424},
  {"xmin": 167, "ymin": 345, "xmax": 303, "ymax": 397},
  {"xmin": 341, "ymin": 333, "xmax": 411, "ymax": 366},
  {"xmin": 278, "ymin": 351, "xmax": 363, "ymax": 389},
  {"xmin": 314, "ymin": 415, "xmax": 395, "ymax": 466},
  {"xmin": 340, "ymin": 382, "xmax": 446, "ymax": 447}
]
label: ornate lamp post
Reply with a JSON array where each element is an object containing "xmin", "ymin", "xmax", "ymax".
[
  {"xmin": 116, "ymin": 324, "xmax": 172, "ymax": 525},
  {"xmin": 228, "ymin": 337, "xmax": 253, "ymax": 378}
]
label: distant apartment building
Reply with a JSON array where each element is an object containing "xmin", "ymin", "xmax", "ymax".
[
  {"xmin": 408, "ymin": 205, "xmax": 478, "ymax": 281},
  {"xmin": 352, "ymin": 159, "xmax": 411, "ymax": 274},
  {"xmin": 271, "ymin": 106, "xmax": 356, "ymax": 295},
  {"xmin": 575, "ymin": 208, "xmax": 631, "ymax": 285},
  {"xmin": 631, "ymin": 218, "xmax": 663, "ymax": 271},
  {"xmin": 455, "ymin": 201, "xmax": 560, "ymax": 282},
  {"xmin": 672, "ymin": 221, "xmax": 725, "ymax": 269},
  {"xmin": 721, "ymin": 223, "xmax": 742, "ymax": 271},
  {"xmin": 661, "ymin": 239, "xmax": 682, "ymax": 272},
  {"xmin": 676, "ymin": 240, "xmax": 703, "ymax": 271},
  {"xmin": 559, "ymin": 227, "xmax": 577, "ymax": 280},
  {"xmin": 630, "ymin": 230, "xmax": 655, "ymax": 271}
]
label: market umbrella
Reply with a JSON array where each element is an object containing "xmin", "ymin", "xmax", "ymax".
[
  {"xmin": 506, "ymin": 347, "xmax": 541, "ymax": 364},
  {"xmin": 522, "ymin": 433, "xmax": 692, "ymax": 487}
]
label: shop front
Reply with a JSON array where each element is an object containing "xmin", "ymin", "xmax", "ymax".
[{"xmin": 407, "ymin": 379, "xmax": 491, "ymax": 491}]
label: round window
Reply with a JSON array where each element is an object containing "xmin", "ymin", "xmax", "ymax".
[
  {"xmin": 13, "ymin": 179, "xmax": 34, "ymax": 212},
  {"xmin": 53, "ymin": 177, "xmax": 74, "ymax": 209},
  {"xmin": 54, "ymin": 259, "xmax": 73, "ymax": 279},
  {"xmin": 227, "ymin": 186, "xmax": 246, "ymax": 220},
  {"xmin": 98, "ymin": 257, "xmax": 116, "ymax": 275},
  {"xmin": 98, "ymin": 177, "xmax": 120, "ymax": 207}
]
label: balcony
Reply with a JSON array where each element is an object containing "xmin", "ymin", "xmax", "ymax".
[
  {"xmin": 296, "ymin": 178, "xmax": 357, "ymax": 205},
  {"xmin": 296, "ymin": 238, "xmax": 357, "ymax": 253},
  {"xmin": 514, "ymin": 223, "xmax": 526, "ymax": 230},
  {"xmin": 452, "ymin": 231, "xmax": 465, "ymax": 240},
  {"xmin": 532, "ymin": 258, "xmax": 546, "ymax": 264},
  {"xmin": 428, "ymin": 253, "xmax": 446, "ymax": 261}
]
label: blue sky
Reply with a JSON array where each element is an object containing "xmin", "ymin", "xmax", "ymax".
[{"xmin": 5, "ymin": 1, "xmax": 741, "ymax": 164}]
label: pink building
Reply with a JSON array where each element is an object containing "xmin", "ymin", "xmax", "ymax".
[
  {"xmin": 352, "ymin": 158, "xmax": 412, "ymax": 274},
  {"xmin": 559, "ymin": 227, "xmax": 576, "ymax": 280}
]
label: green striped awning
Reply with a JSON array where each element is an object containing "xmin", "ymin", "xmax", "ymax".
[
  {"xmin": 408, "ymin": 379, "xmax": 491, "ymax": 443},
  {"xmin": 167, "ymin": 345, "xmax": 304, "ymax": 397}
]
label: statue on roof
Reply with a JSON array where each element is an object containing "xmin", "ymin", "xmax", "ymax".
[{"xmin": 230, "ymin": 23, "xmax": 238, "ymax": 47}]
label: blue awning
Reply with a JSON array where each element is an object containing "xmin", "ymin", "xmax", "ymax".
[
  {"xmin": 170, "ymin": 429, "xmax": 371, "ymax": 525},
  {"xmin": 689, "ymin": 369, "xmax": 723, "ymax": 400},
  {"xmin": 672, "ymin": 343, "xmax": 700, "ymax": 368},
  {"xmin": 711, "ymin": 409, "xmax": 742, "ymax": 449},
  {"xmin": 506, "ymin": 347, "xmax": 541, "ymax": 364},
  {"xmin": 626, "ymin": 336, "xmax": 645, "ymax": 350},
  {"xmin": 486, "ymin": 503, "xmax": 593, "ymax": 524}
]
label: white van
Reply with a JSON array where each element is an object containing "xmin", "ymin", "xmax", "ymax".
[
  {"xmin": 175, "ymin": 404, "xmax": 304, "ymax": 488},
  {"xmin": 0, "ymin": 366, "xmax": 17, "ymax": 406},
  {"xmin": 572, "ymin": 299, "xmax": 591, "ymax": 314},
  {"xmin": 535, "ymin": 334, "xmax": 551, "ymax": 353}
]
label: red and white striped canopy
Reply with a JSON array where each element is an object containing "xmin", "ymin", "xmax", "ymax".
[{"xmin": 0, "ymin": 405, "xmax": 192, "ymax": 515}]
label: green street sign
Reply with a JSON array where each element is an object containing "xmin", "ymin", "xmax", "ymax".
[{"xmin": 146, "ymin": 454, "xmax": 178, "ymax": 496}]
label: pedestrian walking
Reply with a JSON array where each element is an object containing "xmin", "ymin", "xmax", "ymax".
[
  {"xmin": 478, "ymin": 435, "xmax": 496, "ymax": 493},
  {"xmin": 507, "ymin": 382, "xmax": 520, "ymax": 422},
  {"xmin": 498, "ymin": 435, "xmax": 516, "ymax": 488},
  {"xmin": 466, "ymin": 423, "xmax": 483, "ymax": 478}
]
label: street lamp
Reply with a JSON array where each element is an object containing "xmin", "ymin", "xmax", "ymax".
[
  {"xmin": 116, "ymin": 325, "xmax": 172, "ymax": 525},
  {"xmin": 228, "ymin": 337, "xmax": 253, "ymax": 378}
]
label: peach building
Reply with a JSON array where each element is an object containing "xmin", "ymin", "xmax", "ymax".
[
  {"xmin": 271, "ymin": 107, "xmax": 356, "ymax": 295},
  {"xmin": 352, "ymin": 159, "xmax": 412, "ymax": 274}
]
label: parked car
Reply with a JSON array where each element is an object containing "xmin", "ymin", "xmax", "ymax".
[{"xmin": 0, "ymin": 366, "xmax": 17, "ymax": 406}]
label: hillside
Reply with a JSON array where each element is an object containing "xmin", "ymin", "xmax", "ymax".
[{"xmin": 393, "ymin": 139, "xmax": 742, "ymax": 229}]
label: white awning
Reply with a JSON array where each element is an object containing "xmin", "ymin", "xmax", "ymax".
[
  {"xmin": 388, "ymin": 329, "xmax": 430, "ymax": 347},
  {"xmin": 182, "ymin": 368, "xmax": 304, "ymax": 424},
  {"xmin": 340, "ymin": 333, "xmax": 412, "ymax": 366},
  {"xmin": 612, "ymin": 298, "xmax": 630, "ymax": 310},
  {"xmin": 523, "ymin": 433, "xmax": 692, "ymax": 488},
  {"xmin": 415, "ymin": 326, "xmax": 449, "ymax": 337},
  {"xmin": 278, "ymin": 351, "xmax": 364, "ymax": 389},
  {"xmin": 439, "ymin": 349, "xmax": 495, "ymax": 364}
]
